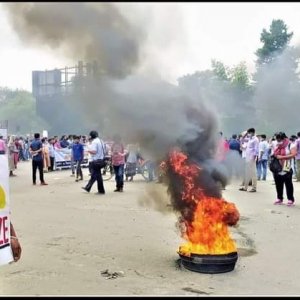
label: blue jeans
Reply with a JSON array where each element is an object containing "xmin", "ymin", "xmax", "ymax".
[
  {"xmin": 256, "ymin": 159, "xmax": 268, "ymax": 180},
  {"xmin": 75, "ymin": 159, "xmax": 83, "ymax": 179},
  {"xmin": 24, "ymin": 148, "xmax": 30, "ymax": 160},
  {"xmin": 113, "ymin": 164, "xmax": 124, "ymax": 189},
  {"xmin": 71, "ymin": 156, "xmax": 75, "ymax": 174}
]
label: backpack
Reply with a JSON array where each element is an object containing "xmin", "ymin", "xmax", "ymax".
[{"xmin": 269, "ymin": 156, "xmax": 282, "ymax": 173}]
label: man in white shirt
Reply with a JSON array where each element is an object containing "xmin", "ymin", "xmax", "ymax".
[
  {"xmin": 82, "ymin": 131, "xmax": 105, "ymax": 194},
  {"xmin": 239, "ymin": 128, "xmax": 259, "ymax": 192}
]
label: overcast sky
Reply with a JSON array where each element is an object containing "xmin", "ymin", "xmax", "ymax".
[{"xmin": 0, "ymin": 2, "xmax": 300, "ymax": 91}]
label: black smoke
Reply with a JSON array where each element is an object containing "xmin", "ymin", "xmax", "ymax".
[{"xmin": 5, "ymin": 2, "xmax": 240, "ymax": 217}]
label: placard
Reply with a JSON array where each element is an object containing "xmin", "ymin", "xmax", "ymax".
[{"xmin": 0, "ymin": 155, "xmax": 14, "ymax": 266}]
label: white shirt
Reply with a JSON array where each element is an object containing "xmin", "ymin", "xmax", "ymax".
[
  {"xmin": 90, "ymin": 137, "xmax": 105, "ymax": 161},
  {"xmin": 259, "ymin": 140, "xmax": 270, "ymax": 160},
  {"xmin": 245, "ymin": 136, "xmax": 259, "ymax": 162}
]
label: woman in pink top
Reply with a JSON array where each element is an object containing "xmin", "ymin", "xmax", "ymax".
[{"xmin": 111, "ymin": 134, "xmax": 126, "ymax": 192}]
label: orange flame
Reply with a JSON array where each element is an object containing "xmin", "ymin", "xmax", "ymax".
[{"xmin": 168, "ymin": 150, "xmax": 239, "ymax": 256}]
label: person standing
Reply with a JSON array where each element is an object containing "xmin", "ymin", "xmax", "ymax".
[
  {"xmin": 111, "ymin": 134, "xmax": 126, "ymax": 192},
  {"xmin": 7, "ymin": 136, "xmax": 18, "ymax": 177},
  {"xmin": 228, "ymin": 134, "xmax": 241, "ymax": 154},
  {"xmin": 68, "ymin": 135, "xmax": 76, "ymax": 177},
  {"xmin": 54, "ymin": 136, "xmax": 61, "ymax": 150},
  {"xmin": 239, "ymin": 132, "xmax": 249, "ymax": 186},
  {"xmin": 59, "ymin": 135, "xmax": 69, "ymax": 148},
  {"xmin": 295, "ymin": 132, "xmax": 300, "ymax": 182},
  {"xmin": 257, "ymin": 134, "xmax": 270, "ymax": 181},
  {"xmin": 215, "ymin": 131, "xmax": 230, "ymax": 190},
  {"xmin": 30, "ymin": 133, "xmax": 48, "ymax": 186},
  {"xmin": 13, "ymin": 137, "xmax": 20, "ymax": 165},
  {"xmin": 17, "ymin": 137, "xmax": 25, "ymax": 161},
  {"xmin": 125, "ymin": 144, "xmax": 138, "ymax": 181},
  {"xmin": 48, "ymin": 138, "xmax": 55, "ymax": 171},
  {"xmin": 41, "ymin": 138, "xmax": 50, "ymax": 173},
  {"xmin": 82, "ymin": 131, "xmax": 105, "ymax": 194},
  {"xmin": 72, "ymin": 136, "xmax": 84, "ymax": 182},
  {"xmin": 273, "ymin": 132, "xmax": 296, "ymax": 206},
  {"xmin": 289, "ymin": 135, "xmax": 297, "ymax": 178},
  {"xmin": 239, "ymin": 128, "xmax": 259, "ymax": 192},
  {"xmin": 23, "ymin": 137, "xmax": 30, "ymax": 161}
]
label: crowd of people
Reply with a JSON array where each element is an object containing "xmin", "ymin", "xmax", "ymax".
[
  {"xmin": 0, "ymin": 132, "xmax": 155, "ymax": 194},
  {"xmin": 1, "ymin": 126, "xmax": 299, "ymax": 267},
  {"xmin": 1, "ymin": 127, "xmax": 299, "ymax": 206},
  {"xmin": 218, "ymin": 128, "xmax": 299, "ymax": 206}
]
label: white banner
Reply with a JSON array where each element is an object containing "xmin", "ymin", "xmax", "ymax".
[
  {"xmin": 54, "ymin": 147, "xmax": 89, "ymax": 169},
  {"xmin": 0, "ymin": 155, "xmax": 14, "ymax": 266}
]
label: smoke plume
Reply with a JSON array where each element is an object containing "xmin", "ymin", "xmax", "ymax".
[
  {"xmin": 253, "ymin": 46, "xmax": 300, "ymax": 135},
  {"xmin": 4, "ymin": 2, "xmax": 142, "ymax": 78},
  {"xmin": 5, "ymin": 3, "xmax": 242, "ymax": 216}
]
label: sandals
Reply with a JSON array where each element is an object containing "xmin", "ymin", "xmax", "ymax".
[
  {"xmin": 287, "ymin": 200, "xmax": 295, "ymax": 207},
  {"xmin": 274, "ymin": 199, "xmax": 283, "ymax": 205}
]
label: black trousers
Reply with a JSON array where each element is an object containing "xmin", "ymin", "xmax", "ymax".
[
  {"xmin": 49, "ymin": 157, "xmax": 55, "ymax": 171},
  {"xmin": 274, "ymin": 170, "xmax": 294, "ymax": 201},
  {"xmin": 85, "ymin": 161, "xmax": 105, "ymax": 193},
  {"xmin": 32, "ymin": 160, "xmax": 44, "ymax": 184}
]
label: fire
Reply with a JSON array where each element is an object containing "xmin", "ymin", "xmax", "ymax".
[{"xmin": 168, "ymin": 149, "xmax": 239, "ymax": 256}]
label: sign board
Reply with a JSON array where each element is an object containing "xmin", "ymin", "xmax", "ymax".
[
  {"xmin": 32, "ymin": 69, "xmax": 61, "ymax": 97},
  {"xmin": 42, "ymin": 130, "xmax": 48, "ymax": 138},
  {"xmin": 0, "ymin": 155, "xmax": 14, "ymax": 266},
  {"xmin": 54, "ymin": 147, "xmax": 89, "ymax": 170}
]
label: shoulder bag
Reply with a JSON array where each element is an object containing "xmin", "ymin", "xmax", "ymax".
[{"xmin": 269, "ymin": 155, "xmax": 282, "ymax": 173}]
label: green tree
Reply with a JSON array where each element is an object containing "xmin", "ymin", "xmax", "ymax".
[
  {"xmin": 230, "ymin": 62, "xmax": 251, "ymax": 90},
  {"xmin": 177, "ymin": 60, "xmax": 254, "ymax": 135},
  {"xmin": 0, "ymin": 88, "xmax": 48, "ymax": 134},
  {"xmin": 255, "ymin": 19, "xmax": 293, "ymax": 65},
  {"xmin": 211, "ymin": 60, "xmax": 252, "ymax": 90},
  {"xmin": 211, "ymin": 59, "xmax": 229, "ymax": 81}
]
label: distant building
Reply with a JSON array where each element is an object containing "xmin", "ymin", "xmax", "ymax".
[{"xmin": 32, "ymin": 61, "xmax": 100, "ymax": 135}]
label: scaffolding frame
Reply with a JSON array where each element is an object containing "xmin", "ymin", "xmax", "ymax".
[{"xmin": 32, "ymin": 61, "xmax": 99, "ymax": 97}]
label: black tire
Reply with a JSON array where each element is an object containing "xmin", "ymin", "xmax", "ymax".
[{"xmin": 179, "ymin": 252, "xmax": 238, "ymax": 274}]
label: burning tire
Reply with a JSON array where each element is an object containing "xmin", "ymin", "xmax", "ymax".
[{"xmin": 179, "ymin": 252, "xmax": 238, "ymax": 274}]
